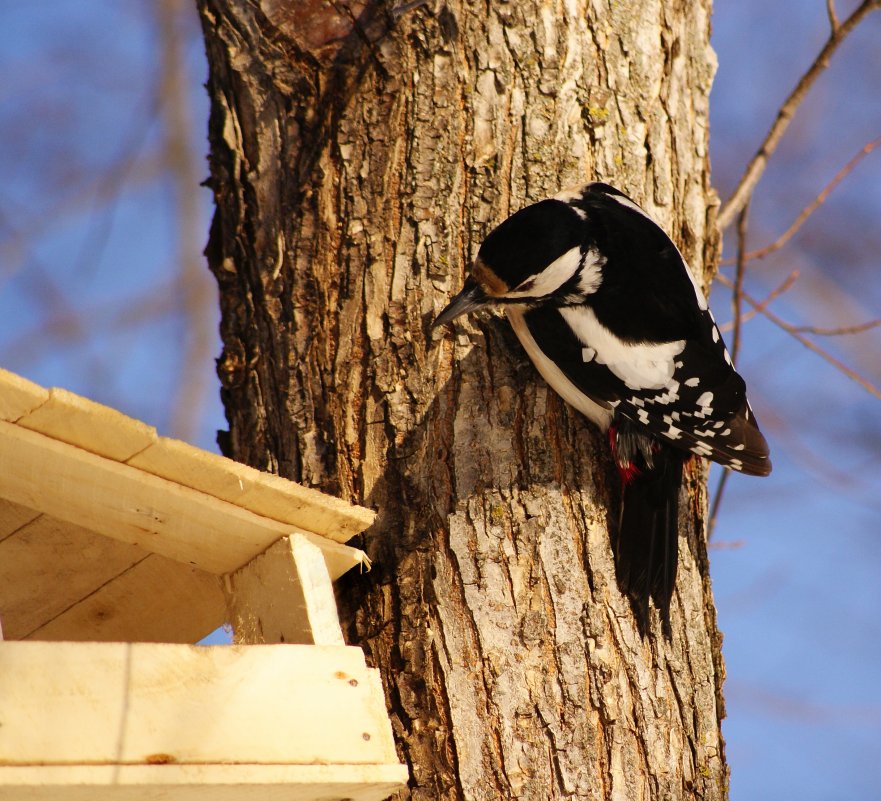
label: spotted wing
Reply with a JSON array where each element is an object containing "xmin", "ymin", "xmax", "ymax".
[{"xmin": 519, "ymin": 304, "xmax": 772, "ymax": 476}]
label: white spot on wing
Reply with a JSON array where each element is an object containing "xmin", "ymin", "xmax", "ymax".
[
  {"xmin": 696, "ymin": 391, "xmax": 714, "ymax": 409},
  {"xmin": 712, "ymin": 326, "xmax": 720, "ymax": 343},
  {"xmin": 685, "ymin": 377, "xmax": 700, "ymax": 387},
  {"xmin": 664, "ymin": 424, "xmax": 683, "ymax": 440},
  {"xmin": 581, "ymin": 347, "xmax": 596, "ymax": 362},
  {"xmin": 559, "ymin": 305, "xmax": 685, "ymax": 391},
  {"xmin": 505, "ymin": 307, "xmax": 612, "ymax": 430}
]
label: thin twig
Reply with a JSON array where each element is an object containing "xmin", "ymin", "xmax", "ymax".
[
  {"xmin": 717, "ymin": 0, "xmax": 881, "ymax": 230},
  {"xmin": 730, "ymin": 204, "xmax": 750, "ymax": 364},
  {"xmin": 716, "ymin": 274, "xmax": 881, "ymax": 402},
  {"xmin": 723, "ymin": 135, "xmax": 881, "ymax": 264},
  {"xmin": 157, "ymin": 0, "xmax": 216, "ymax": 442},
  {"xmin": 742, "ymin": 270, "xmax": 800, "ymax": 324},
  {"xmin": 710, "ymin": 203, "xmax": 749, "ymax": 536},
  {"xmin": 719, "ymin": 270, "xmax": 800, "ymax": 333},
  {"xmin": 788, "ymin": 318, "xmax": 881, "ymax": 336},
  {"xmin": 707, "ymin": 469, "xmax": 731, "ymax": 541},
  {"xmin": 827, "ymin": 0, "xmax": 840, "ymax": 31}
]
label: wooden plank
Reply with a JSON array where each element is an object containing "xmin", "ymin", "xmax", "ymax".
[
  {"xmin": 0, "ymin": 642, "xmax": 400, "ymax": 767},
  {"xmin": 29, "ymin": 554, "xmax": 226, "ymax": 644},
  {"xmin": 0, "ymin": 498, "xmax": 40, "ymax": 542},
  {"xmin": 311, "ymin": 535, "xmax": 372, "ymax": 582},
  {"xmin": 0, "ymin": 764, "xmax": 409, "ymax": 801},
  {"xmin": 16, "ymin": 387, "xmax": 157, "ymax": 461},
  {"xmin": 128, "ymin": 436, "xmax": 375, "ymax": 542},
  {"xmin": 0, "ymin": 516, "xmax": 151, "ymax": 640},
  {"xmin": 0, "ymin": 421, "xmax": 368, "ymax": 577},
  {"xmin": 226, "ymin": 535, "xmax": 345, "ymax": 646},
  {"xmin": 0, "ymin": 367, "xmax": 48, "ymax": 422}
]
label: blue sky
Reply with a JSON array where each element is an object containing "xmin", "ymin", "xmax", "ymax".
[{"xmin": 1, "ymin": 2, "xmax": 879, "ymax": 798}]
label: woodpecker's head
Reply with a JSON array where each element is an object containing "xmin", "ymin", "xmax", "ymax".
[{"xmin": 432, "ymin": 198, "xmax": 599, "ymax": 328}]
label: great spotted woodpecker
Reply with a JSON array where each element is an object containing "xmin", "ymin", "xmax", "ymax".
[{"xmin": 432, "ymin": 182, "xmax": 771, "ymax": 619}]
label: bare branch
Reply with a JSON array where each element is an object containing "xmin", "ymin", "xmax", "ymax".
[
  {"xmin": 717, "ymin": 0, "xmax": 881, "ymax": 230},
  {"xmin": 156, "ymin": 0, "xmax": 216, "ymax": 442},
  {"xmin": 723, "ymin": 135, "xmax": 881, "ymax": 264},
  {"xmin": 2, "ymin": 282, "xmax": 180, "ymax": 364},
  {"xmin": 710, "ymin": 203, "xmax": 749, "ymax": 535},
  {"xmin": 730, "ymin": 204, "xmax": 750, "ymax": 364},
  {"xmin": 788, "ymin": 318, "xmax": 881, "ymax": 336},
  {"xmin": 827, "ymin": 0, "xmax": 840, "ymax": 32},
  {"xmin": 717, "ymin": 270, "xmax": 800, "ymax": 333},
  {"xmin": 707, "ymin": 469, "xmax": 731, "ymax": 541},
  {"xmin": 715, "ymin": 273, "xmax": 881, "ymax": 402}
]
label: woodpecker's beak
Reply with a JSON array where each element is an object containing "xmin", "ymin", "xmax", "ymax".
[{"xmin": 431, "ymin": 278, "xmax": 489, "ymax": 329}]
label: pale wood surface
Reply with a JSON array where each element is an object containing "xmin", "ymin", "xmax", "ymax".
[
  {"xmin": 226, "ymin": 535, "xmax": 345, "ymax": 646},
  {"xmin": 0, "ymin": 421, "xmax": 368, "ymax": 577},
  {"xmin": 17, "ymin": 387, "xmax": 157, "ymax": 461},
  {"xmin": 129, "ymin": 436, "xmax": 375, "ymax": 542},
  {"xmin": 0, "ymin": 515, "xmax": 150, "ymax": 640},
  {"xmin": 28, "ymin": 555, "xmax": 226, "ymax": 644},
  {"xmin": 0, "ymin": 764, "xmax": 408, "ymax": 801},
  {"xmin": 0, "ymin": 498, "xmax": 40, "ymax": 542},
  {"xmin": 0, "ymin": 642, "xmax": 400, "ymax": 767},
  {"xmin": 0, "ymin": 368, "xmax": 48, "ymax": 422}
]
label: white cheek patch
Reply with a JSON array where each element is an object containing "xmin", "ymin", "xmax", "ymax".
[
  {"xmin": 559, "ymin": 306, "xmax": 685, "ymax": 391},
  {"xmin": 507, "ymin": 246, "xmax": 582, "ymax": 299}
]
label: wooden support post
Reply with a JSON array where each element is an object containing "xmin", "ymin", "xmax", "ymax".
[{"xmin": 224, "ymin": 534, "xmax": 346, "ymax": 646}]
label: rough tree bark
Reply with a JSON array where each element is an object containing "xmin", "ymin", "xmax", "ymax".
[{"xmin": 198, "ymin": 1, "xmax": 726, "ymax": 798}]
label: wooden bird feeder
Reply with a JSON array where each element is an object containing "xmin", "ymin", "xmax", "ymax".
[{"xmin": 0, "ymin": 368, "xmax": 408, "ymax": 800}]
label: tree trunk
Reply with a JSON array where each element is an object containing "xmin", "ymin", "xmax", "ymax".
[{"xmin": 198, "ymin": 1, "xmax": 726, "ymax": 799}]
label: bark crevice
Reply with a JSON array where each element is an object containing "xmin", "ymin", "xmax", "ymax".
[{"xmin": 198, "ymin": 1, "xmax": 727, "ymax": 798}]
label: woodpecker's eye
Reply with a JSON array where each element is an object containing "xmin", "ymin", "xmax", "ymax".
[{"xmin": 516, "ymin": 278, "xmax": 536, "ymax": 292}]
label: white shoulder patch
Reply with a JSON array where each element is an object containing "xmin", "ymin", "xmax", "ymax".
[{"xmin": 559, "ymin": 305, "xmax": 685, "ymax": 391}]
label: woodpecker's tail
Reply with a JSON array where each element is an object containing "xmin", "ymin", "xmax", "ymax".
[{"xmin": 609, "ymin": 422, "xmax": 684, "ymax": 627}]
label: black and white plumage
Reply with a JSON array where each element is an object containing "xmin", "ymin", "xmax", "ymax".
[{"xmin": 432, "ymin": 182, "xmax": 771, "ymax": 619}]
